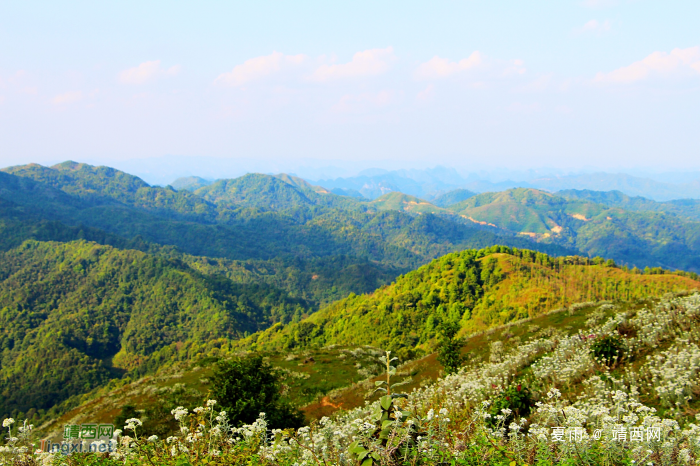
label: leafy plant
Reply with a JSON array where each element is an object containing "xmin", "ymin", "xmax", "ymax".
[
  {"xmin": 591, "ymin": 334, "xmax": 626, "ymax": 367},
  {"xmin": 436, "ymin": 320, "xmax": 465, "ymax": 374},
  {"xmin": 488, "ymin": 383, "xmax": 533, "ymax": 426},
  {"xmin": 210, "ymin": 355, "xmax": 304, "ymax": 429},
  {"xmin": 349, "ymin": 350, "xmax": 416, "ymax": 466}
]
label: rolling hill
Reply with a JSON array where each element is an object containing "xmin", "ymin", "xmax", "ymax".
[
  {"xmin": 558, "ymin": 189, "xmax": 700, "ymax": 222},
  {"xmin": 245, "ymin": 246, "xmax": 700, "ymax": 355},
  {"xmin": 0, "ymin": 162, "xmax": 576, "ymax": 301},
  {"xmin": 447, "ymin": 188, "xmax": 700, "ymax": 272}
]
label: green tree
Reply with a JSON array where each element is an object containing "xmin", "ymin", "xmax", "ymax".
[
  {"xmin": 210, "ymin": 355, "xmax": 305, "ymax": 429},
  {"xmin": 436, "ymin": 320, "xmax": 464, "ymax": 374}
]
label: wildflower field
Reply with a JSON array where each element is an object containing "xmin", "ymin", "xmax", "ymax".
[{"xmin": 5, "ymin": 292, "xmax": 700, "ymax": 465}]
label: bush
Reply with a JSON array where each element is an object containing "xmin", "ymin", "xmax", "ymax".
[
  {"xmin": 488, "ymin": 383, "xmax": 533, "ymax": 425},
  {"xmin": 591, "ymin": 334, "xmax": 626, "ymax": 367},
  {"xmin": 211, "ymin": 355, "xmax": 305, "ymax": 429},
  {"xmin": 436, "ymin": 321, "xmax": 464, "ymax": 375}
]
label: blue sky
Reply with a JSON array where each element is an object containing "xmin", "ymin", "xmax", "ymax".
[{"xmin": 1, "ymin": 1, "xmax": 699, "ymax": 173}]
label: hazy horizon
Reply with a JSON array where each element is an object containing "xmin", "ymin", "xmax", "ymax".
[{"xmin": 1, "ymin": 1, "xmax": 699, "ymax": 172}]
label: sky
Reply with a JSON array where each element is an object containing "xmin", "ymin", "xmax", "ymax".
[{"xmin": 1, "ymin": 0, "xmax": 699, "ymax": 177}]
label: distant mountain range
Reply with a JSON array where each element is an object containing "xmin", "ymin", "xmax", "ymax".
[
  {"xmin": 298, "ymin": 168, "xmax": 700, "ymax": 202},
  {"xmin": 166, "ymin": 169, "xmax": 700, "ymax": 272}
]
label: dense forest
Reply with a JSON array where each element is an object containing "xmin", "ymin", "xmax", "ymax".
[{"xmin": 0, "ymin": 240, "xmax": 311, "ymax": 418}]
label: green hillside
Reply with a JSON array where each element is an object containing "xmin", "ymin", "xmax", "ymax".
[
  {"xmin": 431, "ymin": 188, "xmax": 477, "ymax": 207},
  {"xmin": 24, "ymin": 292, "xmax": 700, "ymax": 466},
  {"xmin": 558, "ymin": 188, "xmax": 700, "ymax": 222},
  {"xmin": 0, "ymin": 240, "xmax": 312, "ymax": 418},
  {"xmin": 448, "ymin": 188, "xmax": 700, "ymax": 272},
  {"xmin": 367, "ymin": 191, "xmax": 447, "ymax": 214},
  {"xmin": 170, "ymin": 176, "xmax": 212, "ymax": 191},
  {"xmin": 1, "ymin": 163, "xmax": 575, "ymax": 300},
  {"xmin": 246, "ymin": 246, "xmax": 700, "ymax": 354},
  {"xmin": 195, "ymin": 173, "xmax": 361, "ymax": 212}
]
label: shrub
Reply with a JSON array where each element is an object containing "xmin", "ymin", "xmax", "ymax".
[
  {"xmin": 210, "ymin": 355, "xmax": 305, "ymax": 429},
  {"xmin": 591, "ymin": 334, "xmax": 626, "ymax": 367},
  {"xmin": 436, "ymin": 320, "xmax": 464, "ymax": 374},
  {"xmin": 488, "ymin": 383, "xmax": 533, "ymax": 425}
]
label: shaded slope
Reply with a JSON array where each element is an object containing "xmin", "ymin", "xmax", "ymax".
[
  {"xmin": 0, "ymin": 240, "xmax": 312, "ymax": 417},
  {"xmin": 431, "ymin": 188, "xmax": 477, "ymax": 207}
]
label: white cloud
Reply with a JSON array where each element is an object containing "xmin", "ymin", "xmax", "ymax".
[
  {"xmin": 215, "ymin": 52, "xmax": 307, "ymax": 87},
  {"xmin": 415, "ymin": 52, "xmax": 525, "ymax": 80},
  {"xmin": 594, "ymin": 46, "xmax": 700, "ymax": 84},
  {"xmin": 311, "ymin": 47, "xmax": 395, "ymax": 82},
  {"xmin": 119, "ymin": 60, "xmax": 180, "ymax": 85},
  {"xmin": 51, "ymin": 90, "xmax": 83, "ymax": 105},
  {"xmin": 575, "ymin": 19, "xmax": 611, "ymax": 34},
  {"xmin": 415, "ymin": 52, "xmax": 484, "ymax": 80}
]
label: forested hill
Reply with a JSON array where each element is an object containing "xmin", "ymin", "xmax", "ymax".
[
  {"xmin": 247, "ymin": 246, "xmax": 700, "ymax": 355},
  {"xmin": 445, "ymin": 188, "xmax": 700, "ymax": 272},
  {"xmin": 557, "ymin": 188, "xmax": 700, "ymax": 222},
  {"xmin": 0, "ymin": 239, "xmax": 312, "ymax": 418},
  {"xmin": 0, "ymin": 162, "xmax": 575, "ymax": 306}
]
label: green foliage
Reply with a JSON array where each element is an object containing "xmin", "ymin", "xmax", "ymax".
[
  {"xmin": 210, "ymin": 355, "xmax": 304, "ymax": 429},
  {"xmin": 249, "ymin": 245, "xmax": 698, "ymax": 354},
  {"xmin": 488, "ymin": 384, "xmax": 533, "ymax": 426},
  {"xmin": 431, "ymin": 188, "xmax": 477, "ymax": 207},
  {"xmin": 113, "ymin": 405, "xmax": 140, "ymax": 431},
  {"xmin": 448, "ymin": 187, "xmax": 700, "ymax": 272},
  {"xmin": 591, "ymin": 334, "xmax": 626, "ymax": 367},
  {"xmin": 436, "ymin": 320, "xmax": 464, "ymax": 374},
  {"xmin": 558, "ymin": 188, "xmax": 700, "ymax": 222},
  {"xmin": 0, "ymin": 240, "xmax": 312, "ymax": 418},
  {"xmin": 349, "ymin": 351, "xmax": 415, "ymax": 466}
]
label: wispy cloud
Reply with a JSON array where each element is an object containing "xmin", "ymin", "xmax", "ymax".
[
  {"xmin": 595, "ymin": 46, "xmax": 700, "ymax": 84},
  {"xmin": 118, "ymin": 60, "xmax": 180, "ymax": 85},
  {"xmin": 574, "ymin": 19, "xmax": 611, "ymax": 35},
  {"xmin": 415, "ymin": 52, "xmax": 525, "ymax": 80},
  {"xmin": 51, "ymin": 90, "xmax": 83, "ymax": 105},
  {"xmin": 415, "ymin": 52, "xmax": 484, "ymax": 80},
  {"xmin": 215, "ymin": 52, "xmax": 307, "ymax": 87},
  {"xmin": 311, "ymin": 47, "xmax": 395, "ymax": 82}
]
